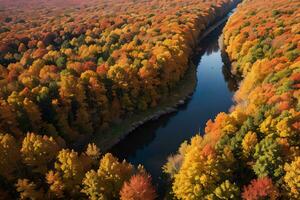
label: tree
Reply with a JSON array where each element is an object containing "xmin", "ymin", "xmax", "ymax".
[
  {"xmin": 120, "ymin": 173, "xmax": 157, "ymax": 200},
  {"xmin": 82, "ymin": 153, "xmax": 134, "ymax": 199},
  {"xmin": 21, "ymin": 132, "xmax": 61, "ymax": 173},
  {"xmin": 22, "ymin": 98, "xmax": 43, "ymax": 133},
  {"xmin": 98, "ymin": 153, "xmax": 134, "ymax": 196},
  {"xmin": 46, "ymin": 170, "xmax": 65, "ymax": 198},
  {"xmin": 284, "ymin": 157, "xmax": 300, "ymax": 199},
  {"xmin": 55, "ymin": 56, "xmax": 66, "ymax": 69},
  {"xmin": 206, "ymin": 180, "xmax": 240, "ymax": 200},
  {"xmin": 242, "ymin": 177, "xmax": 278, "ymax": 200},
  {"xmin": 0, "ymin": 100, "xmax": 22, "ymax": 137},
  {"xmin": 85, "ymin": 143, "xmax": 101, "ymax": 166},
  {"xmin": 15, "ymin": 179, "xmax": 44, "ymax": 200},
  {"xmin": 0, "ymin": 133, "xmax": 20, "ymax": 180},
  {"xmin": 81, "ymin": 170, "xmax": 105, "ymax": 200},
  {"xmin": 18, "ymin": 43, "xmax": 27, "ymax": 53},
  {"xmin": 172, "ymin": 140, "xmax": 221, "ymax": 200},
  {"xmin": 242, "ymin": 131, "xmax": 258, "ymax": 158},
  {"xmin": 163, "ymin": 154, "xmax": 183, "ymax": 179},
  {"xmin": 74, "ymin": 105, "xmax": 93, "ymax": 135},
  {"xmin": 253, "ymin": 135, "xmax": 283, "ymax": 179},
  {"xmin": 49, "ymin": 149, "xmax": 86, "ymax": 196}
]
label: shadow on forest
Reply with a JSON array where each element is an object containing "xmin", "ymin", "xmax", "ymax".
[{"xmin": 110, "ymin": 23, "xmax": 239, "ymax": 161}]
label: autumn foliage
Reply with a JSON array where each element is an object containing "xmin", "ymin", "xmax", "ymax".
[
  {"xmin": 0, "ymin": 132, "xmax": 156, "ymax": 199},
  {"xmin": 120, "ymin": 173, "xmax": 157, "ymax": 200},
  {"xmin": 166, "ymin": 0, "xmax": 300, "ymax": 199},
  {"xmin": 0, "ymin": 0, "xmax": 237, "ymax": 144},
  {"xmin": 242, "ymin": 177, "xmax": 278, "ymax": 200},
  {"xmin": 0, "ymin": 0, "xmax": 238, "ymax": 198}
]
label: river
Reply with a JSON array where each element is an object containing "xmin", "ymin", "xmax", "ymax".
[{"xmin": 110, "ymin": 17, "xmax": 238, "ymax": 189}]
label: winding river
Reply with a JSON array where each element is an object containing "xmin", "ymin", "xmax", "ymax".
[{"xmin": 110, "ymin": 14, "xmax": 238, "ymax": 188}]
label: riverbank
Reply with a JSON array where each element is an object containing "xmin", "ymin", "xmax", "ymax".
[
  {"xmin": 94, "ymin": 61, "xmax": 197, "ymax": 151},
  {"xmin": 91, "ymin": 0, "xmax": 241, "ymax": 151},
  {"xmin": 165, "ymin": 0, "xmax": 300, "ymax": 198}
]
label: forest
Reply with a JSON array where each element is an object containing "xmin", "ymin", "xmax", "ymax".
[
  {"xmin": 164, "ymin": 0, "xmax": 300, "ymax": 199},
  {"xmin": 0, "ymin": 0, "xmax": 239, "ymax": 199},
  {"xmin": 1, "ymin": 0, "xmax": 299, "ymax": 199},
  {"xmin": 0, "ymin": 0, "xmax": 236, "ymax": 142}
]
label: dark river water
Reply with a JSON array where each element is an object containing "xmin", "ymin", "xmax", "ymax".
[{"xmin": 110, "ymin": 22, "xmax": 238, "ymax": 188}]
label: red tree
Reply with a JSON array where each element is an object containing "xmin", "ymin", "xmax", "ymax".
[
  {"xmin": 120, "ymin": 173, "xmax": 157, "ymax": 200},
  {"xmin": 242, "ymin": 177, "xmax": 279, "ymax": 200}
]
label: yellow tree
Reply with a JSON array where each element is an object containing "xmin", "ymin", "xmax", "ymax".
[
  {"xmin": 242, "ymin": 131, "xmax": 258, "ymax": 158},
  {"xmin": 21, "ymin": 132, "xmax": 61, "ymax": 173},
  {"xmin": 206, "ymin": 180, "xmax": 240, "ymax": 200},
  {"xmin": 84, "ymin": 143, "xmax": 101, "ymax": 167},
  {"xmin": 82, "ymin": 153, "xmax": 134, "ymax": 199},
  {"xmin": 96, "ymin": 153, "xmax": 134, "ymax": 197},
  {"xmin": 172, "ymin": 142, "xmax": 221, "ymax": 200},
  {"xmin": 81, "ymin": 170, "xmax": 105, "ymax": 200},
  {"xmin": 47, "ymin": 149, "xmax": 86, "ymax": 197},
  {"xmin": 284, "ymin": 157, "xmax": 300, "ymax": 199}
]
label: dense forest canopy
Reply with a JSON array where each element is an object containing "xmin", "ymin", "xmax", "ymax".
[
  {"xmin": 0, "ymin": 0, "xmax": 239, "ymax": 199},
  {"xmin": 165, "ymin": 0, "xmax": 300, "ymax": 199},
  {"xmin": 0, "ymin": 0, "xmax": 235, "ymax": 142},
  {"xmin": 2, "ymin": 0, "xmax": 299, "ymax": 199}
]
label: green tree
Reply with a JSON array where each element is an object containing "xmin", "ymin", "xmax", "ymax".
[
  {"xmin": 206, "ymin": 180, "xmax": 240, "ymax": 200},
  {"xmin": 253, "ymin": 135, "xmax": 283, "ymax": 179}
]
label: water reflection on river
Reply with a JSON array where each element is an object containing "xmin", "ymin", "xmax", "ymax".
[{"xmin": 110, "ymin": 24, "xmax": 238, "ymax": 188}]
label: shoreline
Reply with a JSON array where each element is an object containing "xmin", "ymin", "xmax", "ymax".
[
  {"xmin": 84, "ymin": 1, "xmax": 241, "ymax": 151},
  {"xmin": 94, "ymin": 62, "xmax": 197, "ymax": 151}
]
